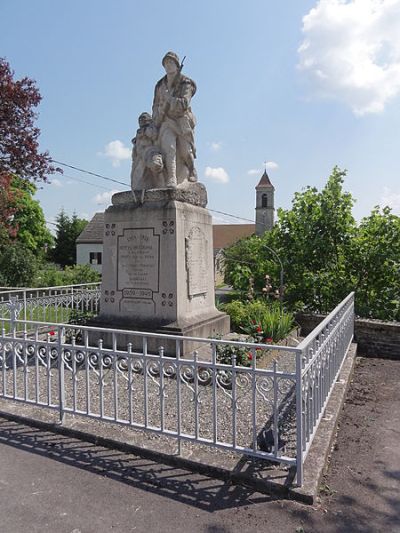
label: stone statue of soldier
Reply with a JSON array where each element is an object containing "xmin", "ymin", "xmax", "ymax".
[{"xmin": 152, "ymin": 51, "xmax": 197, "ymax": 188}]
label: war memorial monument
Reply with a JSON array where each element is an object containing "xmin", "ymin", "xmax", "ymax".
[{"xmin": 93, "ymin": 52, "xmax": 230, "ymax": 353}]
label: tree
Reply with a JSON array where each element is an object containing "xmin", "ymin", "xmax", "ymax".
[
  {"xmin": 348, "ymin": 207, "xmax": 400, "ymax": 320},
  {"xmin": 223, "ymin": 234, "xmax": 279, "ymax": 298},
  {"xmin": 225, "ymin": 167, "xmax": 357, "ymax": 313},
  {"xmin": 52, "ymin": 210, "xmax": 88, "ymax": 267},
  {"xmin": 9, "ymin": 176, "xmax": 53, "ymax": 254},
  {"xmin": 273, "ymin": 167, "xmax": 356, "ymax": 312},
  {"xmin": 0, "ymin": 57, "xmax": 59, "ymax": 183},
  {"xmin": 0, "ymin": 173, "xmax": 19, "ymax": 247},
  {"xmin": 0, "ymin": 242, "xmax": 37, "ymax": 287}
]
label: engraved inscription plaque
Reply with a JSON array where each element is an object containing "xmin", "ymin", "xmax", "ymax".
[
  {"xmin": 117, "ymin": 228, "xmax": 160, "ymax": 292},
  {"xmin": 185, "ymin": 226, "xmax": 208, "ymax": 297}
]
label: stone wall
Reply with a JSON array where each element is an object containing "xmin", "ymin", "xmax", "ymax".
[{"xmin": 296, "ymin": 313, "xmax": 400, "ymax": 360}]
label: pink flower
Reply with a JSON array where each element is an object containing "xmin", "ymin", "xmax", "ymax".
[{"xmin": 266, "ymin": 337, "xmax": 273, "ymax": 343}]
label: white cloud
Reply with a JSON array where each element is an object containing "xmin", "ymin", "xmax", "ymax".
[
  {"xmin": 210, "ymin": 141, "xmax": 223, "ymax": 151},
  {"xmin": 92, "ymin": 189, "xmax": 121, "ymax": 205},
  {"xmin": 204, "ymin": 166, "xmax": 229, "ymax": 184},
  {"xmin": 265, "ymin": 161, "xmax": 279, "ymax": 170},
  {"xmin": 50, "ymin": 178, "xmax": 62, "ymax": 187},
  {"xmin": 98, "ymin": 140, "xmax": 131, "ymax": 167},
  {"xmin": 247, "ymin": 168, "xmax": 262, "ymax": 176},
  {"xmin": 381, "ymin": 186, "xmax": 400, "ymax": 212},
  {"xmin": 298, "ymin": 0, "xmax": 400, "ymax": 116},
  {"xmin": 247, "ymin": 161, "xmax": 278, "ymax": 175}
]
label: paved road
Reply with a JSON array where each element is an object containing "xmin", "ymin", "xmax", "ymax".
[{"xmin": 0, "ymin": 357, "xmax": 399, "ymax": 533}]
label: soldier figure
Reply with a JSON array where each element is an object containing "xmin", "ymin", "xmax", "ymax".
[{"xmin": 152, "ymin": 51, "xmax": 197, "ymax": 188}]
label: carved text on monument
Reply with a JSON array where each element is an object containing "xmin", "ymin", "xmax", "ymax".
[
  {"xmin": 185, "ymin": 227, "xmax": 208, "ymax": 297},
  {"xmin": 117, "ymin": 228, "xmax": 160, "ymax": 293}
]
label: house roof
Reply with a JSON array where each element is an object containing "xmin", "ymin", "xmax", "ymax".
[
  {"xmin": 213, "ymin": 224, "xmax": 255, "ymax": 249},
  {"xmin": 256, "ymin": 170, "xmax": 274, "ymax": 189},
  {"xmin": 76, "ymin": 212, "xmax": 105, "ymax": 243}
]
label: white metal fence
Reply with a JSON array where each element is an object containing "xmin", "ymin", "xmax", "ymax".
[
  {"xmin": 0, "ymin": 283, "xmax": 101, "ymax": 326},
  {"xmin": 0, "ymin": 285, "xmax": 354, "ymax": 486}
]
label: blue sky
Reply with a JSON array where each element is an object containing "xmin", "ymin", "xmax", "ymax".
[{"xmin": 1, "ymin": 0, "xmax": 400, "ymax": 227}]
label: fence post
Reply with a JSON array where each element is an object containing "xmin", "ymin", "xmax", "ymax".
[
  {"xmin": 295, "ymin": 348, "xmax": 304, "ymax": 486},
  {"xmin": 23, "ymin": 290, "xmax": 27, "ymax": 323},
  {"xmin": 58, "ymin": 325, "xmax": 65, "ymax": 424},
  {"xmin": 9, "ymin": 296, "xmax": 23, "ymax": 334}
]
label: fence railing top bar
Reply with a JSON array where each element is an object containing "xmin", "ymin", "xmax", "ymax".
[
  {"xmin": 0, "ymin": 282, "xmax": 101, "ymax": 296},
  {"xmin": 5, "ymin": 317, "xmax": 300, "ymax": 351},
  {"xmin": 296, "ymin": 292, "xmax": 355, "ymax": 351}
]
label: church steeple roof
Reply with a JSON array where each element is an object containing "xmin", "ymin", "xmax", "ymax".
[{"xmin": 256, "ymin": 169, "xmax": 274, "ymax": 189}]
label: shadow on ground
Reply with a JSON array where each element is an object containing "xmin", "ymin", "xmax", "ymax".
[{"xmin": 0, "ymin": 418, "xmax": 274, "ymax": 513}]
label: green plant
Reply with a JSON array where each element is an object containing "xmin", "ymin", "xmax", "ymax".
[
  {"xmin": 65, "ymin": 308, "xmax": 96, "ymax": 344},
  {"xmin": 222, "ymin": 299, "xmax": 294, "ymax": 343},
  {"xmin": 0, "ymin": 242, "xmax": 37, "ymax": 286},
  {"xmin": 214, "ymin": 341, "xmax": 257, "ymax": 367},
  {"xmin": 33, "ymin": 263, "xmax": 100, "ymax": 287}
]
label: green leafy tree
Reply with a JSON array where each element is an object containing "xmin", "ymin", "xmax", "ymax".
[
  {"xmin": 273, "ymin": 167, "xmax": 356, "ymax": 312},
  {"xmin": 51, "ymin": 210, "xmax": 88, "ymax": 267},
  {"xmin": 224, "ymin": 167, "xmax": 356, "ymax": 313},
  {"xmin": 9, "ymin": 176, "xmax": 53, "ymax": 255},
  {"xmin": 348, "ymin": 207, "xmax": 400, "ymax": 320},
  {"xmin": 0, "ymin": 243, "xmax": 37, "ymax": 287},
  {"xmin": 223, "ymin": 234, "xmax": 280, "ymax": 299}
]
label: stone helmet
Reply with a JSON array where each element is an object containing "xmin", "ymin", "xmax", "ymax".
[
  {"xmin": 162, "ymin": 51, "xmax": 180, "ymax": 68},
  {"xmin": 138, "ymin": 112, "xmax": 152, "ymax": 126}
]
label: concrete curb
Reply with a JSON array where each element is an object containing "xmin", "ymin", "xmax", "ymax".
[{"xmin": 0, "ymin": 343, "xmax": 357, "ymax": 504}]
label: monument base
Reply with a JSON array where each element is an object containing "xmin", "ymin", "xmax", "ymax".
[
  {"xmin": 87, "ymin": 310, "xmax": 230, "ymax": 356},
  {"xmin": 92, "ymin": 186, "xmax": 230, "ymax": 356}
]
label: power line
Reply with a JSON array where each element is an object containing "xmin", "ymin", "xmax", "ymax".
[
  {"xmin": 208, "ymin": 208, "xmax": 255, "ymax": 224},
  {"xmin": 52, "ymin": 159, "xmax": 256, "ymax": 224},
  {"xmin": 52, "ymin": 160, "xmax": 129, "ymax": 187},
  {"xmin": 61, "ymin": 174, "xmax": 111, "ymax": 191}
]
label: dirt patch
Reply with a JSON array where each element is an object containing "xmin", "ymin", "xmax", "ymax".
[{"xmin": 308, "ymin": 357, "xmax": 400, "ymax": 532}]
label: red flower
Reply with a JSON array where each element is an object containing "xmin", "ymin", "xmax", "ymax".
[
  {"xmin": 247, "ymin": 352, "xmax": 253, "ymax": 360},
  {"xmin": 256, "ymin": 326, "xmax": 262, "ymax": 333},
  {"xmin": 266, "ymin": 337, "xmax": 273, "ymax": 343},
  {"xmin": 49, "ymin": 330, "xmax": 55, "ymax": 336}
]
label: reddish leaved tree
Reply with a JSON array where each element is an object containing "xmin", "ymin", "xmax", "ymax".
[
  {"xmin": 0, "ymin": 58, "xmax": 61, "ymax": 248},
  {"xmin": 0, "ymin": 57, "xmax": 60, "ymax": 182}
]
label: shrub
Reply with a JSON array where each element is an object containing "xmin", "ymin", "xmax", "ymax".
[
  {"xmin": 33, "ymin": 263, "xmax": 100, "ymax": 287},
  {"xmin": 223, "ymin": 299, "xmax": 294, "ymax": 343},
  {"xmin": 0, "ymin": 243, "xmax": 37, "ymax": 287},
  {"xmin": 214, "ymin": 341, "xmax": 255, "ymax": 367}
]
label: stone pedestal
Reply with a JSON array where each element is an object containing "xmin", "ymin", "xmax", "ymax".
[{"xmin": 92, "ymin": 184, "xmax": 230, "ymax": 355}]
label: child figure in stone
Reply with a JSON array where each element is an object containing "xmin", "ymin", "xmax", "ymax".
[{"xmin": 130, "ymin": 112, "xmax": 164, "ymax": 191}]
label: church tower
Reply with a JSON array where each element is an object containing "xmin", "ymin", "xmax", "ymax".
[{"xmin": 255, "ymin": 169, "xmax": 275, "ymax": 235}]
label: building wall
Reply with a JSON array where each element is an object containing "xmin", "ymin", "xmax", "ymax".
[{"xmin": 76, "ymin": 243, "xmax": 103, "ymax": 274}]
